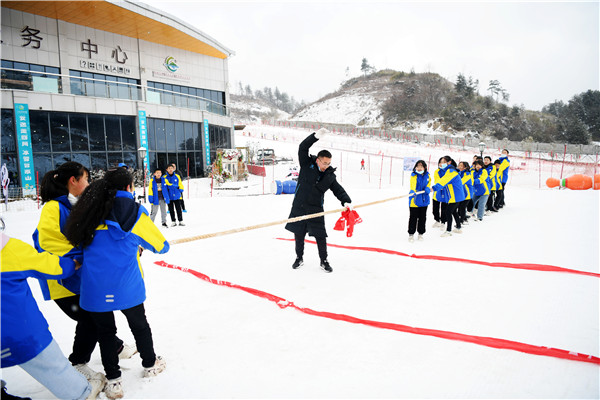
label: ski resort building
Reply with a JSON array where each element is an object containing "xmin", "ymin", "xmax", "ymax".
[{"xmin": 1, "ymin": 0, "xmax": 234, "ymax": 193}]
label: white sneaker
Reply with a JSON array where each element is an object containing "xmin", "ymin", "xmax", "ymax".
[
  {"xmin": 441, "ymin": 231, "xmax": 452, "ymax": 237},
  {"xmin": 178, "ymin": 221, "xmax": 186, "ymax": 226},
  {"xmin": 484, "ymin": 211, "xmax": 491, "ymax": 216},
  {"xmin": 171, "ymin": 222, "xmax": 177, "ymax": 227},
  {"xmin": 432, "ymin": 221, "xmax": 441, "ymax": 228},
  {"xmin": 440, "ymin": 224, "xmax": 446, "ymax": 231},
  {"xmin": 86, "ymin": 376, "xmax": 106, "ymax": 400},
  {"xmin": 408, "ymin": 235, "xmax": 414, "ymax": 243},
  {"xmin": 74, "ymin": 363, "xmax": 105, "ymax": 381},
  {"xmin": 454, "ymin": 228, "xmax": 463, "ymax": 234},
  {"xmin": 104, "ymin": 377, "xmax": 124, "ymax": 399},
  {"xmin": 417, "ymin": 234, "xmax": 424, "ymax": 241},
  {"xmin": 144, "ymin": 356, "xmax": 166, "ymax": 378},
  {"xmin": 118, "ymin": 343, "xmax": 138, "ymax": 360}
]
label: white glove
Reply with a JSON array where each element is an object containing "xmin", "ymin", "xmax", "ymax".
[
  {"xmin": 314, "ymin": 128, "xmax": 330, "ymax": 139},
  {"xmin": 344, "ymin": 202, "xmax": 353, "ymax": 211}
]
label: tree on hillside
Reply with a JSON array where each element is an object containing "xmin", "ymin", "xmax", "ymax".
[
  {"xmin": 244, "ymin": 84, "xmax": 253, "ymax": 97},
  {"xmin": 455, "ymin": 73, "xmax": 478, "ymax": 99},
  {"xmin": 488, "ymin": 80, "xmax": 509, "ymax": 103},
  {"xmin": 361, "ymin": 58, "xmax": 374, "ymax": 76}
]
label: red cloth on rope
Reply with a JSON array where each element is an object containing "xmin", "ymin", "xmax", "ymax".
[
  {"xmin": 155, "ymin": 260, "xmax": 600, "ymax": 365},
  {"xmin": 333, "ymin": 209, "xmax": 363, "ymax": 237}
]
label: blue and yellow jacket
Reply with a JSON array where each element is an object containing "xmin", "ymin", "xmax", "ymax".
[
  {"xmin": 432, "ymin": 165, "xmax": 466, "ymax": 204},
  {"xmin": 485, "ymin": 164, "xmax": 496, "ymax": 191},
  {"xmin": 459, "ymin": 170, "xmax": 473, "ymax": 200},
  {"xmin": 164, "ymin": 173, "xmax": 184, "ymax": 201},
  {"xmin": 409, "ymin": 171, "xmax": 431, "ymax": 208},
  {"xmin": 473, "ymin": 168, "xmax": 490, "ymax": 196},
  {"xmin": 432, "ymin": 169, "xmax": 447, "ymax": 203},
  {"xmin": 79, "ymin": 191, "xmax": 170, "ymax": 312},
  {"xmin": 497, "ymin": 156, "xmax": 510, "ymax": 184},
  {"xmin": 1, "ymin": 233, "xmax": 77, "ymax": 367},
  {"xmin": 148, "ymin": 176, "xmax": 170, "ymax": 206},
  {"xmin": 32, "ymin": 195, "xmax": 83, "ymax": 301}
]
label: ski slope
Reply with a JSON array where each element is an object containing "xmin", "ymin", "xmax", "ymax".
[{"xmin": 2, "ymin": 124, "xmax": 599, "ymax": 398}]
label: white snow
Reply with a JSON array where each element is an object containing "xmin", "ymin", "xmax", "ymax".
[
  {"xmin": 2, "ymin": 124, "xmax": 599, "ymax": 399},
  {"xmin": 292, "ymin": 92, "xmax": 384, "ymax": 127}
]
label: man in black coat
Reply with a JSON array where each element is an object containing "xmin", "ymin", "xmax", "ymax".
[{"xmin": 284, "ymin": 128, "xmax": 352, "ymax": 273}]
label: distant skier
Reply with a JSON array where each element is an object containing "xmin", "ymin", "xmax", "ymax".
[
  {"xmin": 360, "ymin": 158, "xmax": 365, "ymax": 170},
  {"xmin": 285, "ymin": 128, "xmax": 352, "ymax": 273},
  {"xmin": 285, "ymin": 166, "xmax": 299, "ymax": 181}
]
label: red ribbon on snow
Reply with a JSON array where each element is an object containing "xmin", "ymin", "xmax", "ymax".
[
  {"xmin": 155, "ymin": 260, "xmax": 600, "ymax": 365},
  {"xmin": 333, "ymin": 209, "xmax": 363, "ymax": 237},
  {"xmin": 275, "ymin": 238, "xmax": 599, "ymax": 279}
]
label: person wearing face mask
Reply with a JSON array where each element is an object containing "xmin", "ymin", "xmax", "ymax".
[
  {"xmin": 65, "ymin": 168, "xmax": 170, "ymax": 398},
  {"xmin": 285, "ymin": 128, "xmax": 352, "ymax": 273},
  {"xmin": 408, "ymin": 160, "xmax": 431, "ymax": 242},
  {"xmin": 431, "ymin": 156, "xmax": 466, "ymax": 237}
]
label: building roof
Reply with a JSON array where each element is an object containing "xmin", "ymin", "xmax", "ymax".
[{"xmin": 2, "ymin": 0, "xmax": 234, "ymax": 59}]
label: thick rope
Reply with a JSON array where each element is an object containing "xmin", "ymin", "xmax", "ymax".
[{"xmin": 169, "ymin": 191, "xmax": 425, "ymax": 245}]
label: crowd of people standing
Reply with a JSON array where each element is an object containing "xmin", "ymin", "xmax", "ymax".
[{"xmin": 408, "ymin": 150, "xmax": 510, "ymax": 240}]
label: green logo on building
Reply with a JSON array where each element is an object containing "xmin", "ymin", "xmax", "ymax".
[{"xmin": 164, "ymin": 56, "xmax": 179, "ymax": 73}]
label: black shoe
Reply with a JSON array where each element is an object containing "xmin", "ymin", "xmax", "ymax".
[
  {"xmin": 292, "ymin": 258, "xmax": 303, "ymax": 269},
  {"xmin": 320, "ymin": 259, "xmax": 333, "ymax": 273},
  {"xmin": 490, "ymin": 207, "xmax": 499, "ymax": 212},
  {"xmin": 162, "ymin": 223, "xmax": 168, "ymax": 228},
  {"xmin": 2, "ymin": 386, "xmax": 32, "ymax": 400}
]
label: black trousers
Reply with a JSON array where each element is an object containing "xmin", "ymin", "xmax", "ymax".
[
  {"xmin": 408, "ymin": 206, "xmax": 427, "ymax": 235},
  {"xmin": 55, "ymin": 295, "xmax": 123, "ymax": 366},
  {"xmin": 168, "ymin": 199, "xmax": 183, "ymax": 222},
  {"xmin": 495, "ymin": 182, "xmax": 506, "ymax": 207},
  {"xmin": 89, "ymin": 303, "xmax": 156, "ymax": 380},
  {"xmin": 458, "ymin": 200, "xmax": 468, "ymax": 223},
  {"xmin": 444, "ymin": 202, "xmax": 461, "ymax": 231},
  {"xmin": 180, "ymin": 198, "xmax": 186, "ymax": 211},
  {"xmin": 295, "ymin": 231, "xmax": 327, "ymax": 261},
  {"xmin": 432, "ymin": 200, "xmax": 446, "ymax": 223},
  {"xmin": 486, "ymin": 190, "xmax": 496, "ymax": 210},
  {"xmin": 466, "ymin": 199, "xmax": 474, "ymax": 212}
]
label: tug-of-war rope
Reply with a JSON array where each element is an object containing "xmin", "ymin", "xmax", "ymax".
[{"xmin": 161, "ymin": 191, "xmax": 599, "ymax": 365}]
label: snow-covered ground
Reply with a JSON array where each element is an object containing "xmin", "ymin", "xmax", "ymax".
[
  {"xmin": 292, "ymin": 91, "xmax": 384, "ymax": 127},
  {"xmin": 2, "ymin": 125, "xmax": 599, "ymax": 398}
]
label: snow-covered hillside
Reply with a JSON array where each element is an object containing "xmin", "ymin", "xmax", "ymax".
[{"xmin": 229, "ymin": 95, "xmax": 290, "ymax": 123}]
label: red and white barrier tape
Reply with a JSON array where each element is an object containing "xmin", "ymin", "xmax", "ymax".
[
  {"xmin": 155, "ymin": 260, "xmax": 599, "ymax": 365},
  {"xmin": 276, "ymin": 238, "xmax": 600, "ymax": 278}
]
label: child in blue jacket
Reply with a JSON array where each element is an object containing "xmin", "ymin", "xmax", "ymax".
[
  {"xmin": 408, "ymin": 160, "xmax": 431, "ymax": 242},
  {"xmin": 65, "ymin": 168, "xmax": 170, "ymax": 398}
]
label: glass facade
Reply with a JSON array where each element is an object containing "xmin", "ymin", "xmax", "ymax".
[
  {"xmin": 1, "ymin": 109, "xmax": 232, "ymax": 183},
  {"xmin": 147, "ymin": 81, "xmax": 227, "ymax": 116},
  {"xmin": 145, "ymin": 117, "xmax": 230, "ymax": 178}
]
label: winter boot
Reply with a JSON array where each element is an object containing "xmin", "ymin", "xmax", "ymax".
[
  {"xmin": 86, "ymin": 376, "xmax": 106, "ymax": 400},
  {"xmin": 74, "ymin": 363, "xmax": 105, "ymax": 381},
  {"xmin": 292, "ymin": 258, "xmax": 303, "ymax": 269},
  {"xmin": 320, "ymin": 259, "xmax": 333, "ymax": 273},
  {"xmin": 104, "ymin": 377, "xmax": 124, "ymax": 399},
  {"xmin": 144, "ymin": 356, "xmax": 166, "ymax": 378},
  {"xmin": 118, "ymin": 343, "xmax": 138, "ymax": 360}
]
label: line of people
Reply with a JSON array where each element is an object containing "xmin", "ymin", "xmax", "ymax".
[
  {"xmin": 408, "ymin": 150, "xmax": 510, "ymax": 240},
  {"xmin": 1, "ymin": 162, "xmax": 171, "ymax": 399},
  {"xmin": 147, "ymin": 163, "xmax": 186, "ymax": 228}
]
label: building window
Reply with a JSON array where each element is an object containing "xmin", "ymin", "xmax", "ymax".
[
  {"xmin": 146, "ymin": 81, "xmax": 226, "ymax": 115},
  {"xmin": 69, "ymin": 70, "xmax": 140, "ymax": 101},
  {"xmin": 1, "ymin": 60, "xmax": 62, "ymax": 93}
]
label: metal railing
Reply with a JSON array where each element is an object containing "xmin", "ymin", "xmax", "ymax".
[{"xmin": 0, "ymin": 67, "xmax": 229, "ymax": 117}]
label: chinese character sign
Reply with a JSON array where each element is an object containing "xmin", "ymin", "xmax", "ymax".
[
  {"xmin": 21, "ymin": 26, "xmax": 43, "ymax": 49},
  {"xmin": 204, "ymin": 119, "xmax": 210, "ymax": 166},
  {"xmin": 14, "ymin": 104, "xmax": 36, "ymax": 195},
  {"xmin": 138, "ymin": 110, "xmax": 150, "ymax": 171}
]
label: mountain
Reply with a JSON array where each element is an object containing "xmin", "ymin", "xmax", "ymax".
[{"xmin": 229, "ymin": 94, "xmax": 291, "ymax": 123}]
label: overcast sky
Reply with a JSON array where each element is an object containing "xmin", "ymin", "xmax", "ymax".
[{"xmin": 141, "ymin": 0, "xmax": 599, "ymax": 111}]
